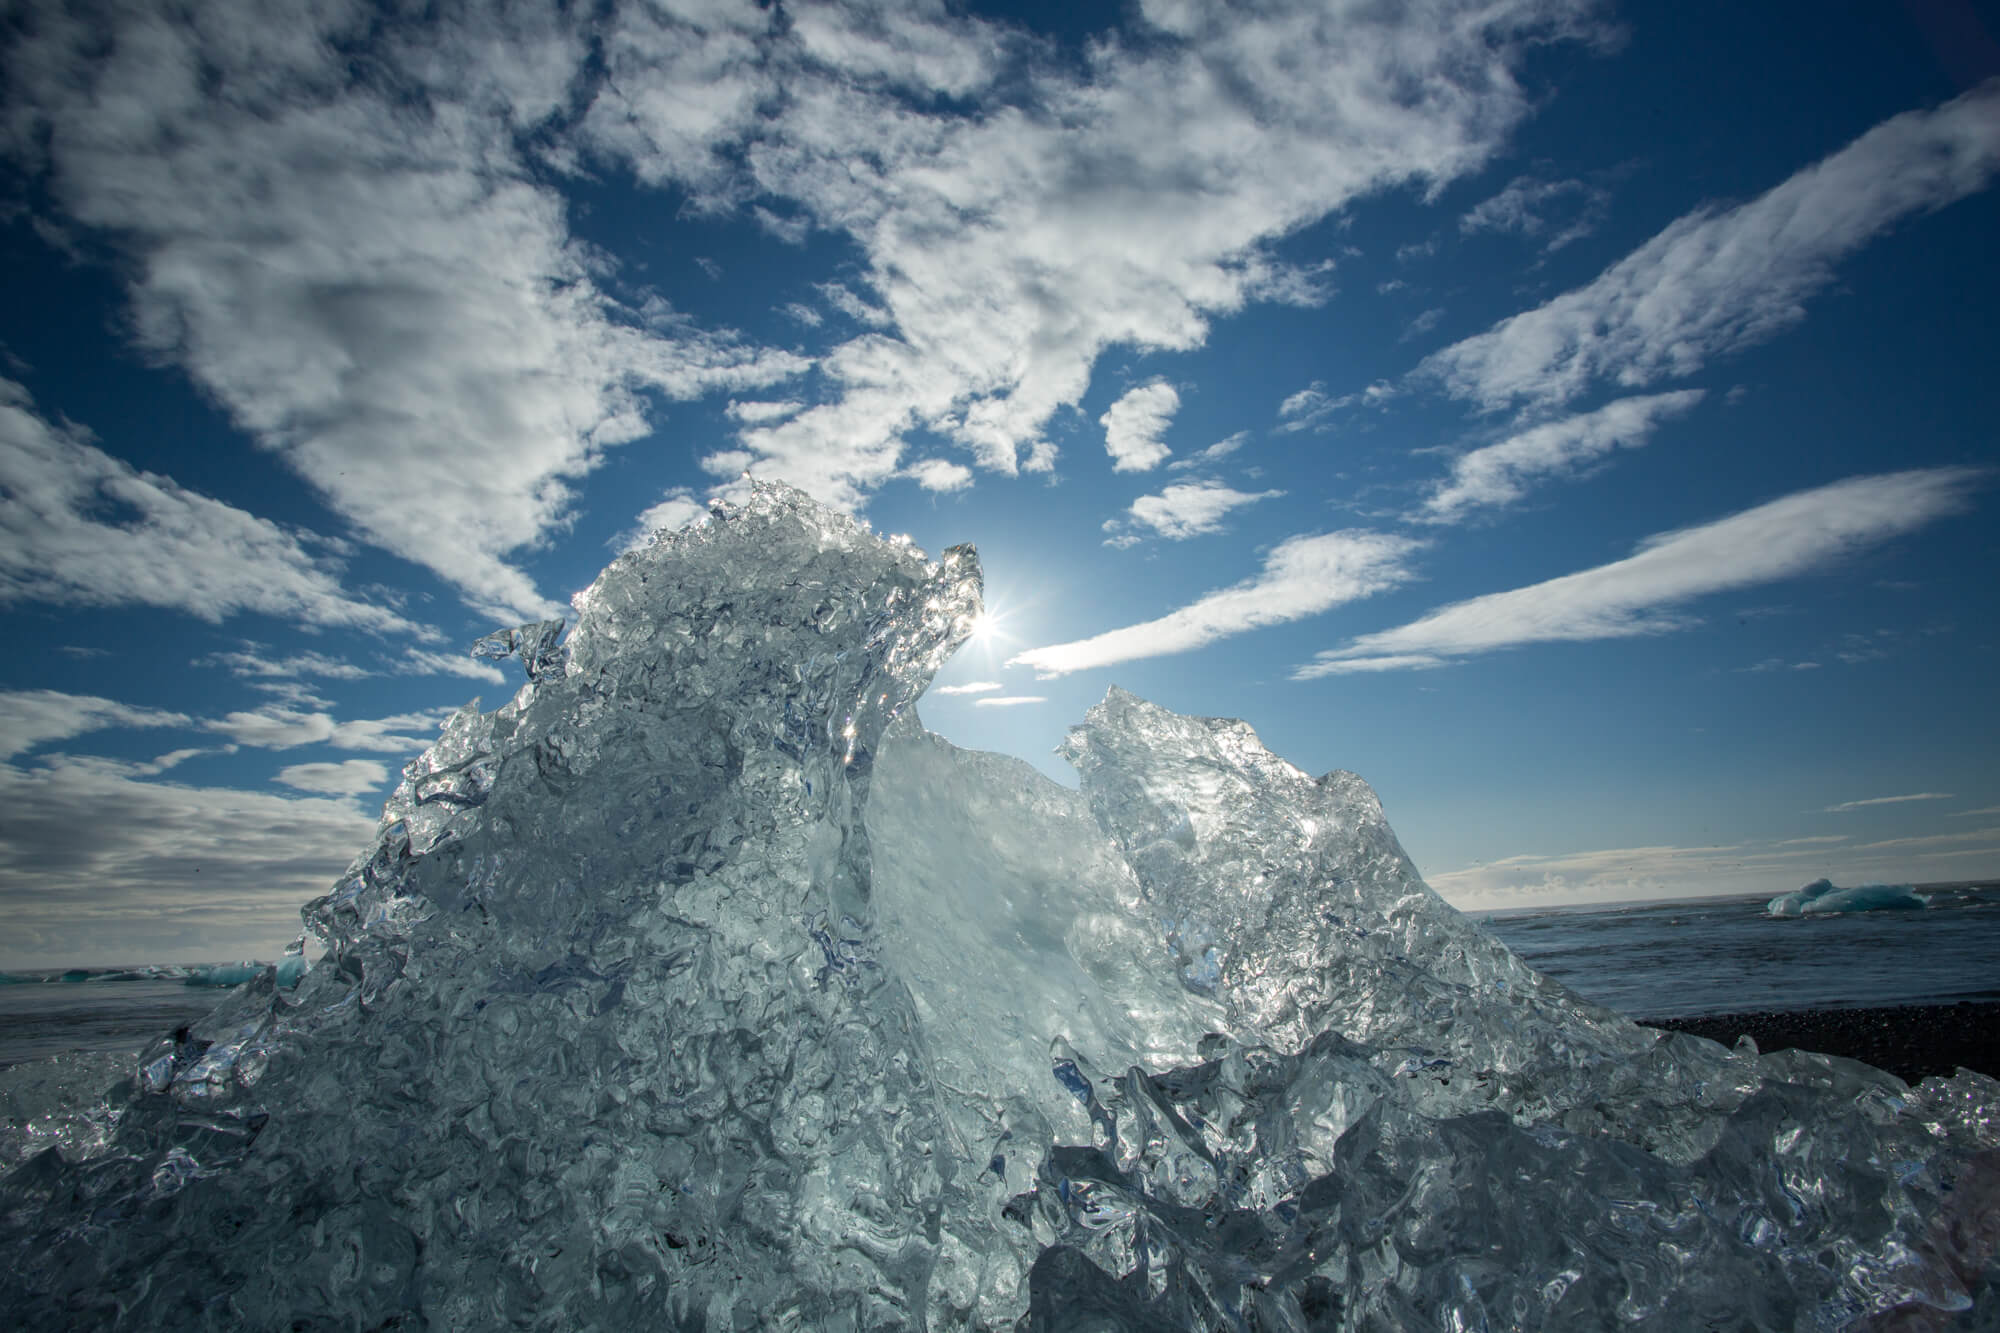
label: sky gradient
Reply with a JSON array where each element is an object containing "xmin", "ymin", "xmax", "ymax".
[{"xmin": 2, "ymin": 0, "xmax": 1997, "ymax": 966}]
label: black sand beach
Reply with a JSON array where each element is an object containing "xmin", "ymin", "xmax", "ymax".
[{"xmin": 1641, "ymin": 1001, "xmax": 2000, "ymax": 1086}]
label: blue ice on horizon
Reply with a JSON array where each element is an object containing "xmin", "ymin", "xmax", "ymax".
[{"xmin": 1767, "ymin": 877, "xmax": 1929, "ymax": 918}]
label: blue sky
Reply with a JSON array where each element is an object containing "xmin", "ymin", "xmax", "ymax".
[{"xmin": 2, "ymin": 0, "xmax": 1997, "ymax": 966}]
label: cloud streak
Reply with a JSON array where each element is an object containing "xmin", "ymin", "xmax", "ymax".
[
  {"xmin": 0, "ymin": 689, "xmax": 191, "ymax": 761},
  {"xmin": 1120, "ymin": 480, "xmax": 1285, "ymax": 541},
  {"xmin": 1423, "ymin": 79, "xmax": 2000, "ymax": 411},
  {"xmin": 1014, "ymin": 530, "xmax": 1422, "ymax": 677},
  {"xmin": 1420, "ymin": 390, "xmax": 1704, "ymax": 522},
  {"xmin": 1824, "ymin": 792, "xmax": 1955, "ymax": 813},
  {"xmin": 1300, "ymin": 467, "xmax": 1982, "ymax": 676}
]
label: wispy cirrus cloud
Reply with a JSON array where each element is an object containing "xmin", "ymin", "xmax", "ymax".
[
  {"xmin": 1014, "ymin": 530, "xmax": 1422, "ymax": 677},
  {"xmin": 1168, "ymin": 431, "xmax": 1249, "ymax": 472},
  {"xmin": 201, "ymin": 644, "xmax": 505, "ymax": 689},
  {"xmin": 1823, "ymin": 792, "xmax": 1954, "ymax": 813},
  {"xmin": 1423, "ymin": 79, "xmax": 2000, "ymax": 411},
  {"xmin": 1275, "ymin": 380, "xmax": 1395, "ymax": 434},
  {"xmin": 1300, "ymin": 467, "xmax": 1983, "ymax": 677},
  {"xmin": 1419, "ymin": 390, "xmax": 1705, "ymax": 522},
  {"xmin": 1459, "ymin": 173, "xmax": 1609, "ymax": 252}
]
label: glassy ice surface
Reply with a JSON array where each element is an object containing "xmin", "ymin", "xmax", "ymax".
[{"xmin": 2, "ymin": 482, "xmax": 1996, "ymax": 1329}]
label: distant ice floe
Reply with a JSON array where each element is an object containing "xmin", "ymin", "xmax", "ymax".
[{"xmin": 1767, "ymin": 877, "xmax": 1929, "ymax": 918}]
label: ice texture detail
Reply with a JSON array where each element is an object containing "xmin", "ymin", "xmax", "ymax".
[{"xmin": 1, "ymin": 482, "xmax": 1995, "ymax": 1330}]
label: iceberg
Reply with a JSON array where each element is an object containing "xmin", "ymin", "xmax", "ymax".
[
  {"xmin": 1768, "ymin": 878, "xmax": 1930, "ymax": 918},
  {"xmin": 1, "ymin": 482, "xmax": 1995, "ymax": 1329}
]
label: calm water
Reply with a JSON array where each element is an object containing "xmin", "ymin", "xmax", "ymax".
[
  {"xmin": 1477, "ymin": 882, "xmax": 2000, "ymax": 1019},
  {"xmin": 0, "ymin": 977, "xmax": 232, "ymax": 1069}
]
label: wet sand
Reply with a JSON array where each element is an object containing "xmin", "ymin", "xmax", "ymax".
[{"xmin": 1641, "ymin": 1001, "xmax": 2000, "ymax": 1086}]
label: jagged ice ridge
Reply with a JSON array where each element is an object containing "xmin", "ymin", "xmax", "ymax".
[{"xmin": 1, "ymin": 482, "xmax": 1996, "ymax": 1329}]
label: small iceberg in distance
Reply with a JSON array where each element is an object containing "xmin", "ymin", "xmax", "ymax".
[{"xmin": 1767, "ymin": 877, "xmax": 1929, "ymax": 918}]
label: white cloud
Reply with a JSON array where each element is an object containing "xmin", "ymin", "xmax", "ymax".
[
  {"xmin": 973, "ymin": 695, "xmax": 1046, "ymax": 708},
  {"xmin": 1122, "ymin": 480, "xmax": 1284, "ymax": 540},
  {"xmin": 0, "ymin": 755, "xmax": 375, "ymax": 966},
  {"xmin": 1459, "ymin": 173, "xmax": 1608, "ymax": 252},
  {"xmin": 781, "ymin": 301, "xmax": 824, "ymax": 327},
  {"xmin": 591, "ymin": 0, "xmax": 1605, "ymax": 495},
  {"xmin": 1277, "ymin": 382, "xmax": 1332, "ymax": 431},
  {"xmin": 390, "ymin": 649, "xmax": 508, "ymax": 685},
  {"xmin": 726, "ymin": 399, "xmax": 807, "ymax": 424},
  {"xmin": 0, "ymin": 689, "xmax": 190, "ymax": 761},
  {"xmin": 201, "ymin": 643, "xmax": 505, "ymax": 687},
  {"xmin": 1276, "ymin": 379, "xmax": 1393, "ymax": 434},
  {"xmin": 5, "ymin": 2, "xmax": 808, "ymax": 622},
  {"xmin": 1420, "ymin": 389, "xmax": 1705, "ymax": 522},
  {"xmin": 205, "ymin": 707, "xmax": 449, "ymax": 754},
  {"xmin": 0, "ymin": 378, "xmax": 420, "ymax": 635},
  {"xmin": 1823, "ymin": 792, "xmax": 1954, "ymax": 813},
  {"xmin": 932, "ymin": 680, "xmax": 1003, "ymax": 695},
  {"xmin": 1400, "ymin": 307, "xmax": 1445, "ymax": 342},
  {"xmin": 198, "ymin": 647, "xmax": 372, "ymax": 681},
  {"xmin": 1013, "ymin": 530, "xmax": 1422, "ymax": 677},
  {"xmin": 1101, "ymin": 381, "xmax": 1180, "ymax": 473},
  {"xmin": 906, "ymin": 458, "xmax": 974, "ymax": 492},
  {"xmin": 275, "ymin": 759, "xmax": 391, "ymax": 797},
  {"xmin": 1300, "ymin": 467, "xmax": 1983, "ymax": 676},
  {"xmin": 1423, "ymin": 80, "xmax": 2000, "ymax": 411},
  {"xmin": 618, "ymin": 488, "xmax": 710, "ymax": 552},
  {"xmin": 816, "ymin": 283, "xmax": 892, "ymax": 328},
  {"xmin": 1167, "ymin": 430, "xmax": 1249, "ymax": 471}
]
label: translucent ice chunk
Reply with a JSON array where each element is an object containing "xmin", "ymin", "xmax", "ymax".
[
  {"xmin": 469, "ymin": 617, "xmax": 569, "ymax": 681},
  {"xmin": 1, "ymin": 482, "xmax": 1994, "ymax": 1331}
]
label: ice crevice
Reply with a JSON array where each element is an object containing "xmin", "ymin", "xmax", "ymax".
[{"xmin": 0, "ymin": 481, "xmax": 1995, "ymax": 1330}]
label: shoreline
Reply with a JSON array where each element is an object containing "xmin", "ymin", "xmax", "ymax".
[{"xmin": 1640, "ymin": 1001, "xmax": 2000, "ymax": 1086}]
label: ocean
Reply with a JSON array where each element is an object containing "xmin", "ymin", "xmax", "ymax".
[
  {"xmin": 1476, "ymin": 879, "xmax": 2000, "ymax": 1018},
  {"xmin": 3, "ymin": 882, "xmax": 1995, "ymax": 1072},
  {"xmin": 0, "ymin": 967, "xmax": 286, "ymax": 1070}
]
